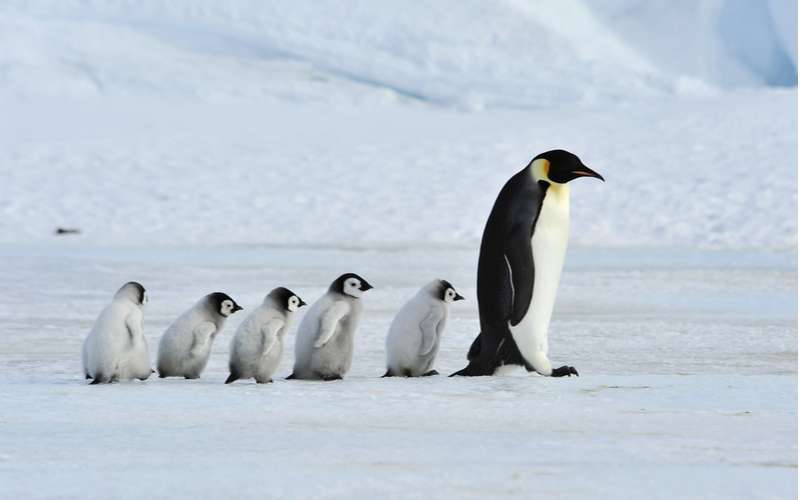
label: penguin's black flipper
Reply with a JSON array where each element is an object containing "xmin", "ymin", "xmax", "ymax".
[{"xmin": 505, "ymin": 226, "xmax": 536, "ymax": 326}]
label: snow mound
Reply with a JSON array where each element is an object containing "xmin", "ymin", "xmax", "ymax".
[{"xmin": 0, "ymin": 0, "xmax": 795, "ymax": 107}]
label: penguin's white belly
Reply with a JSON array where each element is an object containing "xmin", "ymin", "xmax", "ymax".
[{"xmin": 508, "ymin": 185, "xmax": 570, "ymax": 374}]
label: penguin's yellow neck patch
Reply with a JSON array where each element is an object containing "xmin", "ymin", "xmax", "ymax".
[
  {"xmin": 530, "ymin": 158, "xmax": 569, "ymax": 201},
  {"xmin": 531, "ymin": 158, "xmax": 550, "ymax": 182}
]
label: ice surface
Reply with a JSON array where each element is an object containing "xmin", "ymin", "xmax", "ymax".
[{"xmin": 0, "ymin": 245, "xmax": 795, "ymax": 499}]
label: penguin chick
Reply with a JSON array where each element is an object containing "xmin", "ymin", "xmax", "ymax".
[
  {"xmin": 383, "ymin": 279, "xmax": 464, "ymax": 377},
  {"xmin": 288, "ymin": 273, "xmax": 373, "ymax": 381},
  {"xmin": 157, "ymin": 292, "xmax": 242, "ymax": 379},
  {"xmin": 82, "ymin": 282, "xmax": 152, "ymax": 384},
  {"xmin": 225, "ymin": 287, "xmax": 306, "ymax": 384}
]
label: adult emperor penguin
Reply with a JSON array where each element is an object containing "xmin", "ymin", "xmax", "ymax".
[
  {"xmin": 288, "ymin": 273, "xmax": 373, "ymax": 381},
  {"xmin": 82, "ymin": 281, "xmax": 152, "ymax": 384},
  {"xmin": 225, "ymin": 287, "xmax": 306, "ymax": 384},
  {"xmin": 157, "ymin": 292, "xmax": 242, "ymax": 379},
  {"xmin": 383, "ymin": 279, "xmax": 464, "ymax": 377},
  {"xmin": 452, "ymin": 150, "xmax": 603, "ymax": 377}
]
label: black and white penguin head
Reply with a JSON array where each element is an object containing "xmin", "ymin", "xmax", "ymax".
[
  {"xmin": 268, "ymin": 287, "xmax": 307, "ymax": 312},
  {"xmin": 205, "ymin": 292, "xmax": 243, "ymax": 317},
  {"xmin": 330, "ymin": 273, "xmax": 373, "ymax": 299},
  {"xmin": 530, "ymin": 149, "xmax": 604, "ymax": 185},
  {"xmin": 114, "ymin": 281, "xmax": 147, "ymax": 306},
  {"xmin": 436, "ymin": 279, "xmax": 465, "ymax": 304}
]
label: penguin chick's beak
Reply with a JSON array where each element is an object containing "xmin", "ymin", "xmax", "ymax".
[
  {"xmin": 571, "ymin": 165, "xmax": 604, "ymax": 182},
  {"xmin": 360, "ymin": 281, "xmax": 374, "ymax": 291},
  {"xmin": 454, "ymin": 293, "xmax": 465, "ymax": 301},
  {"xmin": 298, "ymin": 299, "xmax": 307, "ymax": 307},
  {"xmin": 233, "ymin": 304, "xmax": 244, "ymax": 312}
]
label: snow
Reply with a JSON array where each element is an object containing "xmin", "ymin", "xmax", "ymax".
[
  {"xmin": 1, "ymin": 89, "xmax": 797, "ymax": 251},
  {"xmin": 0, "ymin": 1, "xmax": 797, "ymax": 498},
  {"xmin": 0, "ymin": 245, "xmax": 796, "ymax": 499}
]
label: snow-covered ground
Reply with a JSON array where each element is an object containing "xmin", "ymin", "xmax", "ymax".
[
  {"xmin": 0, "ymin": 1, "xmax": 797, "ymax": 499},
  {"xmin": 0, "ymin": 245, "xmax": 796, "ymax": 499}
]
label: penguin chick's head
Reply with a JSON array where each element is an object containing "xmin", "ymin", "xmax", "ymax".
[
  {"xmin": 115, "ymin": 281, "xmax": 147, "ymax": 306},
  {"xmin": 268, "ymin": 287, "xmax": 307, "ymax": 312},
  {"xmin": 206, "ymin": 292, "xmax": 243, "ymax": 317},
  {"xmin": 531, "ymin": 149, "xmax": 604, "ymax": 185},
  {"xmin": 431, "ymin": 279, "xmax": 465, "ymax": 303},
  {"xmin": 330, "ymin": 273, "xmax": 373, "ymax": 298}
]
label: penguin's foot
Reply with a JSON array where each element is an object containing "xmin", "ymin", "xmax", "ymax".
[
  {"xmin": 256, "ymin": 379, "xmax": 273, "ymax": 384},
  {"xmin": 450, "ymin": 362, "xmax": 493, "ymax": 377},
  {"xmin": 381, "ymin": 370, "xmax": 395, "ymax": 378},
  {"xmin": 320, "ymin": 373, "xmax": 343, "ymax": 381},
  {"xmin": 551, "ymin": 366, "xmax": 579, "ymax": 377},
  {"xmin": 422, "ymin": 370, "xmax": 439, "ymax": 377}
]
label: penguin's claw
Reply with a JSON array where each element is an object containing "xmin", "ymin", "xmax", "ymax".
[{"xmin": 551, "ymin": 365, "xmax": 579, "ymax": 377}]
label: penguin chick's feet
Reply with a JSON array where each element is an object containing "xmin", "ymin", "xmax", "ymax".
[
  {"xmin": 256, "ymin": 379, "xmax": 273, "ymax": 384},
  {"xmin": 422, "ymin": 370, "xmax": 439, "ymax": 377},
  {"xmin": 320, "ymin": 374, "xmax": 343, "ymax": 381},
  {"xmin": 551, "ymin": 365, "xmax": 579, "ymax": 377}
]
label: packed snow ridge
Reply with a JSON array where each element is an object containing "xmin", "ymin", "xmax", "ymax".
[{"xmin": 0, "ymin": 0, "xmax": 796, "ymax": 106}]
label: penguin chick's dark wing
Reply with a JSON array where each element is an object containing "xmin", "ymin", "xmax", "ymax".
[{"xmin": 504, "ymin": 224, "xmax": 535, "ymax": 326}]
